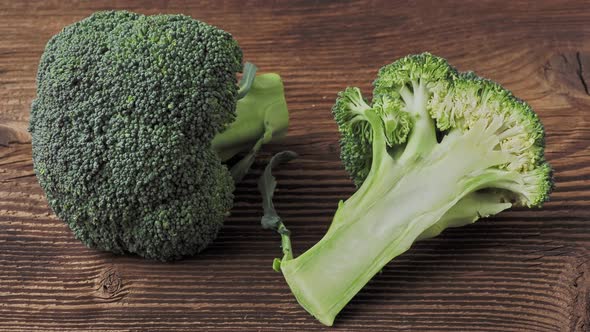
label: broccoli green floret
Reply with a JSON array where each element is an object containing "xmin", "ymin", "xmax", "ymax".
[
  {"xmin": 262, "ymin": 53, "xmax": 552, "ymax": 325},
  {"xmin": 29, "ymin": 11, "xmax": 289, "ymax": 261}
]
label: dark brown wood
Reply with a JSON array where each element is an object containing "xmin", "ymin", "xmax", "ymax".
[{"xmin": 1, "ymin": 0, "xmax": 589, "ymax": 331}]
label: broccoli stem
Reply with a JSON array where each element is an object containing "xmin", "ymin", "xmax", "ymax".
[
  {"xmin": 258, "ymin": 150, "xmax": 298, "ymax": 270},
  {"xmin": 237, "ymin": 62, "xmax": 258, "ymax": 100},
  {"xmin": 398, "ymin": 80, "xmax": 438, "ymax": 163},
  {"xmin": 278, "ymin": 119, "xmax": 513, "ymax": 326},
  {"xmin": 417, "ymin": 191, "xmax": 511, "ymax": 240},
  {"xmin": 212, "ymin": 72, "xmax": 289, "ymax": 181}
]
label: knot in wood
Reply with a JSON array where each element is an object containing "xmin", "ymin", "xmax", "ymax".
[
  {"xmin": 97, "ymin": 268, "xmax": 123, "ymax": 299},
  {"xmin": 544, "ymin": 51, "xmax": 590, "ymax": 96}
]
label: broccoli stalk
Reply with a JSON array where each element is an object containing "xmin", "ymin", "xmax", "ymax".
[
  {"xmin": 213, "ymin": 63, "xmax": 289, "ymax": 182},
  {"xmin": 262, "ymin": 53, "xmax": 552, "ymax": 325}
]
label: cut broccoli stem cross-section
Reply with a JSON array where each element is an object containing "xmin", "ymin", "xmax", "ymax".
[
  {"xmin": 277, "ymin": 115, "xmax": 531, "ymax": 326},
  {"xmin": 260, "ymin": 53, "xmax": 552, "ymax": 326}
]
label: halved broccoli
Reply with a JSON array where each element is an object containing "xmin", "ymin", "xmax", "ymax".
[
  {"xmin": 262, "ymin": 53, "xmax": 552, "ymax": 325},
  {"xmin": 30, "ymin": 11, "xmax": 288, "ymax": 261}
]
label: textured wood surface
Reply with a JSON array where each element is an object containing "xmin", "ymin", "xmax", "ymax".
[{"xmin": 1, "ymin": 0, "xmax": 590, "ymax": 331}]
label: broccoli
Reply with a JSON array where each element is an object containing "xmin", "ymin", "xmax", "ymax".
[
  {"xmin": 29, "ymin": 11, "xmax": 289, "ymax": 261},
  {"xmin": 261, "ymin": 53, "xmax": 552, "ymax": 325}
]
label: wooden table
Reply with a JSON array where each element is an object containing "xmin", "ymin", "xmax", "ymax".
[{"xmin": 1, "ymin": 1, "xmax": 589, "ymax": 331}]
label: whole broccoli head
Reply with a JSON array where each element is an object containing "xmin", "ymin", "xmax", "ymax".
[
  {"xmin": 30, "ymin": 11, "xmax": 288, "ymax": 261},
  {"xmin": 262, "ymin": 53, "xmax": 553, "ymax": 325}
]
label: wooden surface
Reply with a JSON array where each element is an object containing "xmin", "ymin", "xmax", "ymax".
[{"xmin": 1, "ymin": 0, "xmax": 589, "ymax": 331}]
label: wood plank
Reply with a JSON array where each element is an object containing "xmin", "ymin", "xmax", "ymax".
[{"xmin": 1, "ymin": 0, "xmax": 590, "ymax": 331}]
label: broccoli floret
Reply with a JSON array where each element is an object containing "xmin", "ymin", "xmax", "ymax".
[
  {"xmin": 262, "ymin": 53, "xmax": 552, "ymax": 325},
  {"xmin": 29, "ymin": 11, "xmax": 288, "ymax": 261}
]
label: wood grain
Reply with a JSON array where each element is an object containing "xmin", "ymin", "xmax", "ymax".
[{"xmin": 1, "ymin": 0, "xmax": 590, "ymax": 331}]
